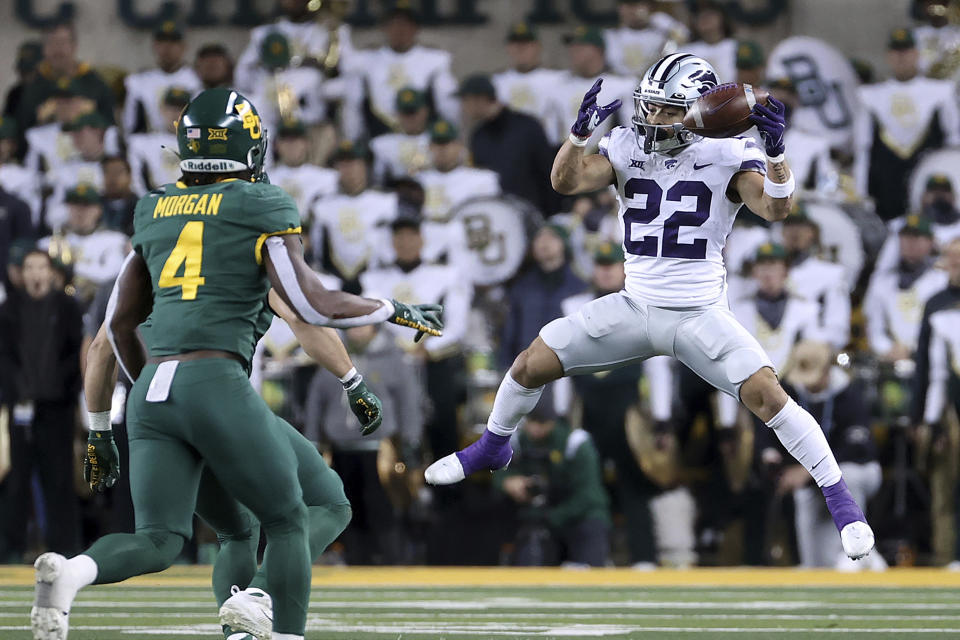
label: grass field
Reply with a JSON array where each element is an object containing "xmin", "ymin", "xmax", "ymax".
[{"xmin": 2, "ymin": 566, "xmax": 960, "ymax": 639}]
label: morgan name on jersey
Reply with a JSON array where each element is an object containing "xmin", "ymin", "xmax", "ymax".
[
  {"xmin": 269, "ymin": 163, "xmax": 338, "ymax": 216},
  {"xmin": 600, "ymin": 126, "xmax": 766, "ymax": 307}
]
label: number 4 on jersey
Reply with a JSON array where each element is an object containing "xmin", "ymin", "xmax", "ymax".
[{"xmin": 159, "ymin": 220, "xmax": 206, "ymax": 300}]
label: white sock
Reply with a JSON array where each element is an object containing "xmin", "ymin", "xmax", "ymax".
[
  {"xmin": 486, "ymin": 371, "xmax": 544, "ymax": 436},
  {"xmin": 765, "ymin": 398, "xmax": 841, "ymax": 487},
  {"xmin": 274, "ymin": 634, "xmax": 304, "ymax": 640},
  {"xmin": 64, "ymin": 555, "xmax": 98, "ymax": 595}
]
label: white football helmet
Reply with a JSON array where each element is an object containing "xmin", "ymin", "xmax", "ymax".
[{"xmin": 633, "ymin": 53, "xmax": 720, "ymax": 154}]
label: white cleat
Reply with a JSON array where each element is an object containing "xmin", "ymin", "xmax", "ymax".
[
  {"xmin": 840, "ymin": 521, "xmax": 875, "ymax": 560},
  {"xmin": 31, "ymin": 553, "xmax": 71, "ymax": 640},
  {"xmin": 219, "ymin": 586, "xmax": 273, "ymax": 640},
  {"xmin": 424, "ymin": 453, "xmax": 466, "ymax": 486}
]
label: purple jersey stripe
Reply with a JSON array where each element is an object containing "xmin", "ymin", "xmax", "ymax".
[{"xmin": 739, "ymin": 159, "xmax": 765, "ymax": 173}]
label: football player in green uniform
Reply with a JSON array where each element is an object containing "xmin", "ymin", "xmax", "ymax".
[{"xmin": 31, "ymin": 88, "xmax": 443, "ymax": 640}]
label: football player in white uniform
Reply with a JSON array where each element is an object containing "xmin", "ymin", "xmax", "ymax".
[{"xmin": 425, "ymin": 54, "xmax": 875, "ymax": 561}]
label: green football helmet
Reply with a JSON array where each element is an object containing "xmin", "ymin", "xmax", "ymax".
[{"xmin": 176, "ymin": 88, "xmax": 268, "ymax": 181}]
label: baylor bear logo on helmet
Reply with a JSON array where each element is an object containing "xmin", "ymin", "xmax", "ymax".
[{"xmin": 176, "ymin": 88, "xmax": 268, "ymax": 181}]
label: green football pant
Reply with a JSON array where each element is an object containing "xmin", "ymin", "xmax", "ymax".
[
  {"xmin": 83, "ymin": 359, "xmax": 310, "ymax": 635},
  {"xmin": 196, "ymin": 416, "xmax": 352, "ymax": 606}
]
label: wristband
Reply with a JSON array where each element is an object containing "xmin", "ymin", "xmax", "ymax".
[
  {"xmin": 88, "ymin": 410, "xmax": 112, "ymax": 432},
  {"xmin": 763, "ymin": 173, "xmax": 795, "ymax": 199},
  {"xmin": 766, "ymin": 153, "xmax": 785, "ymax": 164},
  {"xmin": 568, "ymin": 132, "xmax": 589, "ymax": 147},
  {"xmin": 340, "ymin": 367, "xmax": 363, "ymax": 391}
]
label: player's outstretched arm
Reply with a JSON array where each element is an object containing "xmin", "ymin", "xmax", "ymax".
[
  {"xmin": 736, "ymin": 96, "xmax": 794, "ymax": 221},
  {"xmin": 264, "ymin": 234, "xmax": 443, "ymax": 340},
  {"xmin": 267, "ymin": 288, "xmax": 384, "ymax": 435},
  {"xmin": 551, "ymin": 78, "xmax": 618, "ymax": 195}
]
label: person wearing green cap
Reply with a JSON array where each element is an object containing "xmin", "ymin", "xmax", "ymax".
[
  {"xmin": 417, "ymin": 119, "xmax": 500, "ymax": 230},
  {"xmin": 127, "ymin": 88, "xmax": 192, "ymax": 195},
  {"xmin": 855, "ymin": 26, "xmax": 960, "ymax": 222},
  {"xmin": 864, "ymin": 214, "xmax": 947, "ymax": 363},
  {"xmin": 603, "ymin": 0, "xmax": 688, "ymax": 77},
  {"xmin": 729, "ymin": 243, "xmax": 820, "ymax": 373},
  {"xmin": 545, "ymin": 27, "xmax": 634, "ymax": 145},
  {"xmin": 310, "ymin": 139, "xmax": 398, "ymax": 286},
  {"xmin": 354, "ymin": 1, "xmax": 458, "ymax": 136},
  {"xmin": 914, "ymin": 0, "xmax": 960, "ymax": 75},
  {"xmin": 370, "ymin": 86, "xmax": 432, "ymax": 184},
  {"xmin": 685, "ymin": 0, "xmax": 738, "ymax": 87},
  {"xmin": 16, "ymin": 21, "xmax": 115, "ymax": 131},
  {"xmin": 122, "ymin": 21, "xmax": 200, "ymax": 135},
  {"xmin": 735, "ymin": 40, "xmax": 765, "ymax": 86},
  {"xmin": 874, "ymin": 174, "xmax": 960, "ymax": 273},
  {"xmin": 235, "ymin": 0, "xmax": 357, "ymax": 95},
  {"xmin": 0, "ymin": 116, "xmax": 42, "ymax": 225},
  {"xmin": 270, "ymin": 119, "xmax": 338, "ymax": 215},
  {"xmin": 491, "ymin": 22, "xmax": 565, "ymax": 135}
]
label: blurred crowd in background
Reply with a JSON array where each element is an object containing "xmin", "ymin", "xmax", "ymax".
[{"xmin": 2, "ymin": 0, "xmax": 960, "ymax": 572}]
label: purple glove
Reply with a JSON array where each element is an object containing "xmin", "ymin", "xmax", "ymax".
[
  {"xmin": 570, "ymin": 78, "xmax": 623, "ymax": 142},
  {"xmin": 749, "ymin": 95, "xmax": 786, "ymax": 157}
]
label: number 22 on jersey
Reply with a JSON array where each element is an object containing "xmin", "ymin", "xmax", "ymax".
[
  {"xmin": 159, "ymin": 220, "xmax": 206, "ymax": 300},
  {"xmin": 623, "ymin": 179, "xmax": 712, "ymax": 260}
]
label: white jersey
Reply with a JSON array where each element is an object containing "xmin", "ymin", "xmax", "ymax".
[
  {"xmin": 785, "ymin": 128, "xmax": 834, "ymax": 192},
  {"xmin": 24, "ymin": 123, "xmax": 121, "ymax": 173},
  {"xmin": 603, "ymin": 13, "xmax": 688, "ymax": 78},
  {"xmin": 546, "ymin": 72, "xmax": 635, "ymax": 146},
  {"xmin": 418, "ymin": 166, "xmax": 501, "ymax": 223},
  {"xmin": 122, "ymin": 66, "xmax": 201, "ymax": 134},
  {"xmin": 786, "ymin": 256, "xmax": 851, "ymax": 349},
  {"xmin": 684, "ymin": 39, "xmax": 738, "ymax": 85},
  {"xmin": 360, "ymin": 261, "xmax": 471, "ymax": 358},
  {"xmin": 236, "ymin": 20, "xmax": 356, "ymax": 92},
  {"xmin": 127, "ymin": 132, "xmax": 180, "ymax": 195},
  {"xmin": 242, "ymin": 66, "xmax": 326, "ymax": 135},
  {"xmin": 599, "ymin": 126, "xmax": 766, "ymax": 307},
  {"xmin": 491, "ymin": 67, "xmax": 566, "ymax": 136},
  {"xmin": 310, "ymin": 189, "xmax": 397, "ymax": 279},
  {"xmin": 269, "ymin": 163, "xmax": 338, "ymax": 216},
  {"xmin": 38, "ymin": 229, "xmax": 128, "ymax": 285},
  {"xmin": 730, "ymin": 294, "xmax": 819, "ymax": 370},
  {"xmin": 0, "ymin": 163, "xmax": 42, "ymax": 225},
  {"xmin": 44, "ymin": 159, "xmax": 105, "ymax": 231},
  {"xmin": 863, "ymin": 264, "xmax": 948, "ymax": 355},
  {"xmin": 924, "ymin": 307, "xmax": 960, "ymax": 424},
  {"xmin": 356, "ymin": 45, "xmax": 459, "ymax": 127},
  {"xmin": 370, "ymin": 132, "xmax": 431, "ymax": 184}
]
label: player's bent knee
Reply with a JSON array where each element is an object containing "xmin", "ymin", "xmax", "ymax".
[
  {"xmin": 137, "ymin": 528, "xmax": 187, "ymax": 571},
  {"xmin": 260, "ymin": 500, "xmax": 309, "ymax": 537},
  {"xmin": 327, "ymin": 502, "xmax": 352, "ymax": 538},
  {"xmin": 740, "ymin": 367, "xmax": 788, "ymax": 421},
  {"xmin": 511, "ymin": 338, "xmax": 563, "ymax": 388}
]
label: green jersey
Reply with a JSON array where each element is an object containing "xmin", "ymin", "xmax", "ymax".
[{"xmin": 132, "ymin": 179, "xmax": 301, "ymax": 367}]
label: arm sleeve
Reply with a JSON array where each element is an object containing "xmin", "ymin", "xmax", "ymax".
[{"xmin": 924, "ymin": 324, "xmax": 950, "ymax": 424}]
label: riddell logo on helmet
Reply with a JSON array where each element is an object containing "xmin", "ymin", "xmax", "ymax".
[{"xmin": 182, "ymin": 159, "xmax": 236, "ymax": 172}]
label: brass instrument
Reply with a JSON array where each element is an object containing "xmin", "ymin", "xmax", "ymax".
[
  {"xmin": 307, "ymin": 0, "xmax": 352, "ymax": 76},
  {"xmin": 924, "ymin": 0, "xmax": 960, "ymax": 80}
]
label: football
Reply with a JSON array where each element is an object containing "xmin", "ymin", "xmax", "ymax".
[{"xmin": 682, "ymin": 82, "xmax": 770, "ymax": 138}]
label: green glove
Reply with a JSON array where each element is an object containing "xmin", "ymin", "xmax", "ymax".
[
  {"xmin": 346, "ymin": 378, "xmax": 383, "ymax": 436},
  {"xmin": 84, "ymin": 430, "xmax": 121, "ymax": 492},
  {"xmin": 388, "ymin": 300, "xmax": 444, "ymax": 343}
]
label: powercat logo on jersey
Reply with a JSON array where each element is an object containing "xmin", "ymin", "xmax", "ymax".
[{"xmin": 665, "ymin": 159, "xmax": 679, "ymax": 169}]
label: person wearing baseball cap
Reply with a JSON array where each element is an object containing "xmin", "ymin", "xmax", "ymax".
[
  {"xmin": 269, "ymin": 118, "xmax": 339, "ymax": 216},
  {"xmin": 493, "ymin": 22, "xmax": 565, "ymax": 143},
  {"xmin": 458, "ymin": 74, "xmax": 559, "ymax": 215},
  {"xmin": 123, "ymin": 20, "xmax": 200, "ymax": 134},
  {"xmin": 735, "ymin": 41, "xmax": 765, "ymax": 86},
  {"xmin": 370, "ymin": 87, "xmax": 432, "ymax": 183}
]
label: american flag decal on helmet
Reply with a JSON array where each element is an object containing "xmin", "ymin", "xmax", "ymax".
[{"xmin": 186, "ymin": 128, "xmax": 201, "ymax": 139}]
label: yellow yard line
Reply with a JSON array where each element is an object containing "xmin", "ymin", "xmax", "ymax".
[{"xmin": 2, "ymin": 566, "xmax": 960, "ymax": 588}]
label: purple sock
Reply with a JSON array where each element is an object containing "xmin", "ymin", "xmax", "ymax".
[
  {"xmin": 822, "ymin": 478, "xmax": 866, "ymax": 532},
  {"xmin": 455, "ymin": 430, "xmax": 513, "ymax": 476}
]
